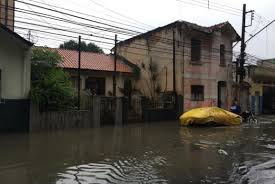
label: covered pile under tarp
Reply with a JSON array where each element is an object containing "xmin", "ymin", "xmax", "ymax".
[{"xmin": 179, "ymin": 107, "xmax": 242, "ymax": 126}]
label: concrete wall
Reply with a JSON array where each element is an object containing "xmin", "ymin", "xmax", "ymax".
[
  {"xmin": 0, "ymin": 0, "xmax": 14, "ymax": 30},
  {"xmin": 117, "ymin": 24, "xmax": 234, "ymax": 112},
  {"xmin": 0, "ymin": 28, "xmax": 31, "ymax": 99}
]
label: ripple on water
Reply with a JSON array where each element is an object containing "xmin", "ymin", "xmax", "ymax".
[{"xmin": 56, "ymin": 157, "xmax": 168, "ymax": 184}]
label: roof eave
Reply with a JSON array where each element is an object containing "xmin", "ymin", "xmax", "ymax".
[{"xmin": 0, "ymin": 24, "xmax": 33, "ymax": 47}]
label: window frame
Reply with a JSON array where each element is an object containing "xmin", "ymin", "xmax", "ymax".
[
  {"xmin": 191, "ymin": 39, "xmax": 202, "ymax": 63},
  {"xmin": 191, "ymin": 85, "xmax": 204, "ymax": 101},
  {"xmin": 220, "ymin": 44, "xmax": 226, "ymax": 66},
  {"xmin": 85, "ymin": 77, "xmax": 106, "ymax": 96}
]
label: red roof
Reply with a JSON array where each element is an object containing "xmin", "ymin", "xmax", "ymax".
[{"xmin": 55, "ymin": 49, "xmax": 133, "ymax": 73}]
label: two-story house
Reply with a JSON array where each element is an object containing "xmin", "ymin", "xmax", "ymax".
[{"xmin": 116, "ymin": 20, "xmax": 240, "ymax": 112}]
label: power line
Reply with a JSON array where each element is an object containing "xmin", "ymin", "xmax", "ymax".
[
  {"xmin": 176, "ymin": 0, "xmax": 241, "ymax": 16},
  {"xmin": 9, "ymin": 3, "xmax": 238, "ymax": 55},
  {"xmin": 25, "ymin": 0, "xmax": 149, "ymax": 32},
  {"xmin": 5, "ymin": 6, "xmax": 236, "ymax": 56},
  {"xmin": 15, "ymin": 0, "xmax": 142, "ymax": 35},
  {"xmin": 86, "ymin": 0, "xmax": 153, "ymax": 29}
]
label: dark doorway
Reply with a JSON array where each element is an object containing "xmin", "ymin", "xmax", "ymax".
[
  {"xmin": 263, "ymin": 86, "xmax": 275, "ymax": 114},
  {"xmin": 218, "ymin": 81, "xmax": 227, "ymax": 108}
]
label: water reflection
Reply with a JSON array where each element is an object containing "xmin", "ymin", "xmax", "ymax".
[
  {"xmin": 57, "ymin": 156, "xmax": 168, "ymax": 184},
  {"xmin": 1, "ymin": 122, "xmax": 275, "ymax": 183}
]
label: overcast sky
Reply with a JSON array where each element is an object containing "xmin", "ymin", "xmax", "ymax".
[{"xmin": 16, "ymin": 0, "xmax": 275, "ymax": 60}]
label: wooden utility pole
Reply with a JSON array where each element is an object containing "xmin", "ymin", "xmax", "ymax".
[
  {"xmin": 78, "ymin": 36, "xmax": 81, "ymax": 110},
  {"xmin": 113, "ymin": 34, "xmax": 117, "ymax": 97},
  {"xmin": 173, "ymin": 29, "xmax": 176, "ymax": 93}
]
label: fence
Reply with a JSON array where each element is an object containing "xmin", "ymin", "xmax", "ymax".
[
  {"xmin": 140, "ymin": 95, "xmax": 183, "ymax": 122},
  {"xmin": 100, "ymin": 97, "xmax": 116, "ymax": 124},
  {"xmin": 29, "ymin": 96, "xmax": 128, "ymax": 132},
  {"xmin": 30, "ymin": 107, "xmax": 92, "ymax": 131}
]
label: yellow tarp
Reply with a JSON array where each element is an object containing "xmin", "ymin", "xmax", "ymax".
[{"xmin": 179, "ymin": 107, "xmax": 242, "ymax": 126}]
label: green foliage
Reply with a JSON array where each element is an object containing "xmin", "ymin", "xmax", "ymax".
[
  {"xmin": 30, "ymin": 48, "xmax": 76, "ymax": 111},
  {"xmin": 59, "ymin": 40, "xmax": 104, "ymax": 53}
]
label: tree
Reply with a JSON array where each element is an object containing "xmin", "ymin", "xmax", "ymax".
[
  {"xmin": 141, "ymin": 59, "xmax": 161, "ymax": 100},
  {"xmin": 30, "ymin": 48, "xmax": 76, "ymax": 111},
  {"xmin": 59, "ymin": 40, "xmax": 104, "ymax": 53}
]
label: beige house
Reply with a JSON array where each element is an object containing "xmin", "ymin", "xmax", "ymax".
[
  {"xmin": 55, "ymin": 48, "xmax": 135, "ymax": 97},
  {"xmin": 116, "ymin": 20, "xmax": 240, "ymax": 112}
]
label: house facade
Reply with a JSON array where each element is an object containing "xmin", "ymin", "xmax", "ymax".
[
  {"xmin": 0, "ymin": 0, "xmax": 14, "ymax": 30},
  {"xmin": 55, "ymin": 49, "xmax": 135, "ymax": 97},
  {"xmin": 245, "ymin": 59, "xmax": 275, "ymax": 114},
  {"xmin": 0, "ymin": 24, "xmax": 33, "ymax": 131},
  {"xmin": 116, "ymin": 21, "xmax": 240, "ymax": 112}
]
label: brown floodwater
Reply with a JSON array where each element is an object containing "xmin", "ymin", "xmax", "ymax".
[{"xmin": 1, "ymin": 120, "xmax": 275, "ymax": 184}]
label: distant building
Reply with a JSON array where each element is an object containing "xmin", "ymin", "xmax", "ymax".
[
  {"xmin": 0, "ymin": 0, "xmax": 15, "ymax": 30},
  {"xmin": 55, "ymin": 49, "xmax": 136, "ymax": 97},
  {"xmin": 0, "ymin": 24, "xmax": 33, "ymax": 131},
  {"xmin": 116, "ymin": 20, "xmax": 240, "ymax": 111},
  {"xmin": 245, "ymin": 59, "xmax": 275, "ymax": 114}
]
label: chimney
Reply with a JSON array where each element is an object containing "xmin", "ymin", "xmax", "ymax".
[{"xmin": 0, "ymin": 0, "xmax": 14, "ymax": 30}]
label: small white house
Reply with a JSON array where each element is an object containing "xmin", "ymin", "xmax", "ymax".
[{"xmin": 0, "ymin": 24, "xmax": 33, "ymax": 131}]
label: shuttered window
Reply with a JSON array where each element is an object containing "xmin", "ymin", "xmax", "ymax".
[
  {"xmin": 191, "ymin": 39, "xmax": 201, "ymax": 62},
  {"xmin": 220, "ymin": 44, "xmax": 225, "ymax": 66}
]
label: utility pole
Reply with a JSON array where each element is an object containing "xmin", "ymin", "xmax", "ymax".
[
  {"xmin": 27, "ymin": 30, "xmax": 31, "ymax": 42},
  {"xmin": 239, "ymin": 4, "xmax": 246, "ymax": 84},
  {"xmin": 78, "ymin": 36, "xmax": 81, "ymax": 110},
  {"xmin": 239, "ymin": 4, "xmax": 254, "ymax": 84},
  {"xmin": 113, "ymin": 34, "xmax": 117, "ymax": 97},
  {"xmin": 173, "ymin": 30, "xmax": 176, "ymax": 93}
]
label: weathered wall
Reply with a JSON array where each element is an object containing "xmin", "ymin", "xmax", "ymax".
[
  {"xmin": 117, "ymin": 27, "xmax": 183, "ymax": 98},
  {"xmin": 117, "ymin": 24, "xmax": 234, "ymax": 112},
  {"xmin": 0, "ymin": 28, "xmax": 31, "ymax": 99}
]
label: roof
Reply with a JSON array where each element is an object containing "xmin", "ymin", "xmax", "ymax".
[
  {"xmin": 0, "ymin": 24, "xmax": 33, "ymax": 47},
  {"xmin": 55, "ymin": 49, "xmax": 133, "ymax": 73},
  {"xmin": 117, "ymin": 20, "xmax": 240, "ymax": 47}
]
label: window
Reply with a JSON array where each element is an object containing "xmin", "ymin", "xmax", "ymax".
[
  {"xmin": 71, "ymin": 76, "xmax": 80, "ymax": 89},
  {"xmin": 220, "ymin": 44, "xmax": 225, "ymax": 66},
  {"xmin": 191, "ymin": 85, "xmax": 204, "ymax": 101},
  {"xmin": 85, "ymin": 77, "xmax": 105, "ymax": 95},
  {"xmin": 191, "ymin": 39, "xmax": 201, "ymax": 62}
]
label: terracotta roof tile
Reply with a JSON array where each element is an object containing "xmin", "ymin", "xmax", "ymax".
[{"xmin": 55, "ymin": 49, "xmax": 132, "ymax": 73}]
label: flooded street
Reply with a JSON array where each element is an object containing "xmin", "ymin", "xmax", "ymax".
[{"xmin": 1, "ymin": 117, "xmax": 275, "ymax": 183}]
